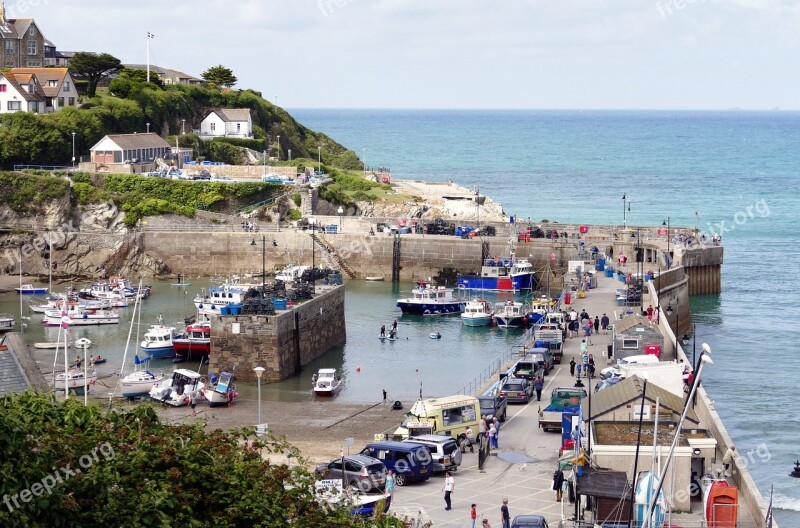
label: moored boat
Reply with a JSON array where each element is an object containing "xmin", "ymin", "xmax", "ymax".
[
  {"xmin": 148, "ymin": 369, "xmax": 205, "ymax": 406},
  {"xmin": 456, "ymin": 257, "xmax": 535, "ymax": 292},
  {"xmin": 172, "ymin": 322, "xmax": 211, "ymax": 360},
  {"xmin": 461, "ymin": 300, "xmax": 493, "ymax": 326},
  {"xmin": 15, "ymin": 284, "xmax": 48, "ymax": 295},
  {"xmin": 493, "ymin": 300, "xmax": 531, "ymax": 328},
  {"xmin": 275, "ymin": 264, "xmax": 311, "ymax": 283},
  {"xmin": 396, "ymin": 281, "xmax": 466, "ymax": 316},
  {"xmin": 312, "ymin": 368, "xmax": 342, "ymax": 396},
  {"xmin": 43, "ymin": 306, "xmax": 120, "ymax": 326},
  {"xmin": 54, "ymin": 368, "xmax": 97, "ymax": 396},
  {"xmin": 0, "ymin": 313, "xmax": 15, "ymax": 332},
  {"xmin": 140, "ymin": 319, "xmax": 179, "ymax": 359},
  {"xmin": 204, "ymin": 371, "xmax": 238, "ymax": 406},
  {"xmin": 194, "ymin": 284, "xmax": 247, "ymax": 314}
]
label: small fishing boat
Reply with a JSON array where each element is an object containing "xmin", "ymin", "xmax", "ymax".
[
  {"xmin": 493, "ymin": 301, "xmax": 531, "ymax": 328},
  {"xmin": 15, "ymin": 284, "xmax": 48, "ymax": 295},
  {"xmin": 120, "ymin": 365, "xmax": 165, "ymax": 398},
  {"xmin": 54, "ymin": 368, "xmax": 97, "ymax": 396},
  {"xmin": 396, "ymin": 281, "xmax": 466, "ymax": 316},
  {"xmin": 456, "ymin": 257, "xmax": 535, "ymax": 292},
  {"xmin": 312, "ymin": 368, "xmax": 342, "ymax": 396},
  {"xmin": 365, "ymin": 276, "xmax": 384, "ymax": 282},
  {"xmin": 74, "ymin": 338, "xmax": 92, "ymax": 349},
  {"xmin": 140, "ymin": 318, "xmax": 179, "ymax": 359},
  {"xmin": 203, "ymin": 371, "xmax": 238, "ymax": 407},
  {"xmin": 43, "ymin": 306, "xmax": 120, "ymax": 326},
  {"xmin": 429, "ymin": 332, "xmax": 442, "ymax": 339},
  {"xmin": 149, "ymin": 369, "xmax": 205, "ymax": 407},
  {"xmin": 90, "ymin": 355, "xmax": 106, "ymax": 365},
  {"xmin": 461, "ymin": 300, "xmax": 493, "ymax": 327},
  {"xmin": 275, "ymin": 264, "xmax": 310, "ymax": 283},
  {"xmin": 35, "ymin": 341, "xmax": 72, "ymax": 349},
  {"xmin": 0, "ymin": 313, "xmax": 15, "ymax": 332},
  {"xmin": 172, "ymin": 322, "xmax": 211, "ymax": 360}
]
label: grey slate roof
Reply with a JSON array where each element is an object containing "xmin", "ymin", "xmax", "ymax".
[
  {"xmin": 96, "ymin": 133, "xmax": 170, "ymax": 151},
  {"xmin": 582, "ymin": 374, "xmax": 699, "ymax": 424},
  {"xmin": 213, "ymin": 108, "xmax": 251, "ymax": 122},
  {"xmin": 0, "ymin": 349, "xmax": 30, "ymax": 395},
  {"xmin": 0, "ymin": 333, "xmax": 47, "ymax": 395},
  {"xmin": 613, "ymin": 314, "xmax": 650, "ymax": 334}
]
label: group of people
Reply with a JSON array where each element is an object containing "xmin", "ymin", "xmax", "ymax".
[
  {"xmin": 240, "ymin": 221, "xmax": 259, "ymax": 232},
  {"xmin": 379, "ymin": 320, "xmax": 398, "ymax": 339},
  {"xmin": 476, "ymin": 414, "xmax": 501, "ymax": 450},
  {"xmin": 569, "ymin": 352, "xmax": 596, "ymax": 379},
  {"xmin": 568, "ymin": 308, "xmax": 609, "ymax": 341},
  {"xmin": 458, "ymin": 496, "xmax": 510, "ymax": 528}
]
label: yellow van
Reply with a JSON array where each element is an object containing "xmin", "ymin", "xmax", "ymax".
[{"xmin": 392, "ymin": 395, "xmax": 481, "ymax": 443}]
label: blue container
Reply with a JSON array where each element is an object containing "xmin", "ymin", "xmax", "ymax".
[
  {"xmin": 596, "ymin": 258, "xmax": 605, "ymax": 271},
  {"xmin": 230, "ymin": 304, "xmax": 242, "ymax": 315},
  {"xmin": 273, "ymin": 299, "xmax": 287, "ymax": 310},
  {"xmin": 455, "ymin": 227, "xmax": 463, "ymax": 237},
  {"xmin": 220, "ymin": 305, "xmax": 231, "ymax": 315},
  {"xmin": 605, "ymin": 268, "xmax": 614, "ymax": 278}
]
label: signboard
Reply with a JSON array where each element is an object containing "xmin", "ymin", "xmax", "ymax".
[
  {"xmin": 255, "ymin": 424, "xmax": 268, "ymax": 437},
  {"xmin": 568, "ymin": 260, "xmax": 585, "ymax": 273}
]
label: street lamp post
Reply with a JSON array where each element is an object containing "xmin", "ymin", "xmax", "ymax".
[
  {"xmin": 310, "ymin": 218, "xmax": 316, "ymax": 293},
  {"xmin": 253, "ymin": 366, "xmax": 265, "ymax": 436},
  {"xmin": 276, "ymin": 135, "xmax": 280, "ymax": 161},
  {"xmin": 622, "ymin": 194, "xmax": 627, "ymax": 227},
  {"xmin": 663, "ymin": 217, "xmax": 671, "ymax": 268},
  {"xmin": 337, "ymin": 206, "xmax": 344, "ymax": 231},
  {"xmin": 71, "ymin": 132, "xmax": 76, "ymax": 168},
  {"xmin": 181, "ymin": 119, "xmax": 186, "ymax": 135},
  {"xmin": 317, "ymin": 146, "xmax": 321, "ymax": 174},
  {"xmin": 146, "ymin": 122, "xmax": 150, "ymax": 133}
]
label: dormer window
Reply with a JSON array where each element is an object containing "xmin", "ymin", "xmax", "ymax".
[
  {"xmin": 48, "ymin": 80, "xmax": 57, "ymax": 87},
  {"xmin": 28, "ymin": 83, "xmax": 34, "ymax": 93},
  {"xmin": 30, "ymin": 27, "xmax": 35, "ymax": 36}
]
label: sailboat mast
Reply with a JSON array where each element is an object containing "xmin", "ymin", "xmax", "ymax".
[
  {"xmin": 48, "ymin": 232, "xmax": 52, "ymax": 294},
  {"xmin": 63, "ymin": 327, "xmax": 69, "ymax": 397},
  {"xmin": 628, "ymin": 379, "xmax": 648, "ymax": 528}
]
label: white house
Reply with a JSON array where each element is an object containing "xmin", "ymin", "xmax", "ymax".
[
  {"xmin": 0, "ymin": 68, "xmax": 77, "ymax": 114},
  {"xmin": 90, "ymin": 133, "xmax": 170, "ymax": 165},
  {"xmin": 199, "ymin": 108, "xmax": 252, "ymax": 138}
]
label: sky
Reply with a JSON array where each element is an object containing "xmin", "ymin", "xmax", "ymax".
[{"xmin": 11, "ymin": 0, "xmax": 800, "ymax": 109}]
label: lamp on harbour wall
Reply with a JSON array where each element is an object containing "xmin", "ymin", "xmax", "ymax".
[
  {"xmin": 663, "ymin": 217, "xmax": 671, "ymax": 268},
  {"xmin": 253, "ymin": 366, "xmax": 265, "ymax": 436},
  {"xmin": 337, "ymin": 206, "xmax": 344, "ymax": 230}
]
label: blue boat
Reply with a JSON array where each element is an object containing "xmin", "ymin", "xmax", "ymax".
[
  {"xmin": 457, "ymin": 258, "xmax": 535, "ymax": 292},
  {"xmin": 396, "ymin": 281, "xmax": 466, "ymax": 316},
  {"xmin": 140, "ymin": 321, "xmax": 178, "ymax": 359},
  {"xmin": 15, "ymin": 284, "xmax": 48, "ymax": 295}
]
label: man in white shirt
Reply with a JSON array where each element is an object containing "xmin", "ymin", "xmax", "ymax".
[{"xmin": 443, "ymin": 471, "xmax": 455, "ymax": 510}]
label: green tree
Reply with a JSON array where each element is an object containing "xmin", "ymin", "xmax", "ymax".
[
  {"xmin": 202, "ymin": 65, "xmax": 238, "ymax": 88},
  {"xmin": 68, "ymin": 52, "xmax": 122, "ymax": 97}
]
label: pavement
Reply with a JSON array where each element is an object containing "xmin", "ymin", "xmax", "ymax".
[{"xmin": 388, "ymin": 265, "xmax": 624, "ymax": 527}]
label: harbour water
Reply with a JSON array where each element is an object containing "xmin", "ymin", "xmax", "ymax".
[{"xmin": 291, "ymin": 108, "xmax": 800, "ymax": 521}]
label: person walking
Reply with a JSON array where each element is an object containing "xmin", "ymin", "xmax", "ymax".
[
  {"xmin": 553, "ymin": 467, "xmax": 565, "ymax": 502},
  {"xmin": 470, "ymin": 503, "xmax": 478, "ymax": 528},
  {"xmin": 189, "ymin": 390, "xmax": 197, "ymax": 417},
  {"xmin": 576, "ymin": 362, "xmax": 583, "ymax": 379},
  {"xmin": 569, "ymin": 357, "xmax": 576, "ymax": 376},
  {"xmin": 500, "ymin": 498, "xmax": 511, "ymax": 528},
  {"xmin": 593, "ymin": 316, "xmax": 600, "ymax": 334},
  {"xmin": 489, "ymin": 423, "xmax": 498, "ymax": 450},
  {"xmin": 647, "ymin": 304, "xmax": 654, "ymax": 321},
  {"xmin": 601, "ymin": 313, "xmax": 610, "ymax": 334},
  {"xmin": 386, "ymin": 470, "xmax": 396, "ymax": 500},
  {"xmin": 722, "ymin": 445, "xmax": 736, "ymax": 477},
  {"xmin": 443, "ymin": 471, "xmax": 455, "ymax": 510},
  {"xmin": 534, "ymin": 376, "xmax": 544, "ymax": 401}
]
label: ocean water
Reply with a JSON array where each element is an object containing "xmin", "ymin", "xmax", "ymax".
[{"xmin": 292, "ymin": 108, "xmax": 800, "ymax": 522}]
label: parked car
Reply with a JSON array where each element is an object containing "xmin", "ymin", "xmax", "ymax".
[
  {"xmin": 191, "ymin": 169, "xmax": 212, "ymax": 180},
  {"xmin": 479, "ymin": 394, "xmax": 508, "ymax": 422},
  {"xmin": 314, "ymin": 455, "xmax": 387, "ymax": 492},
  {"xmin": 402, "ymin": 434, "xmax": 462, "ymax": 473},
  {"xmin": 358, "ymin": 441, "xmax": 433, "ymax": 486},
  {"xmin": 511, "ymin": 514, "xmax": 549, "ymax": 528},
  {"xmin": 500, "ymin": 378, "xmax": 533, "ymax": 404}
]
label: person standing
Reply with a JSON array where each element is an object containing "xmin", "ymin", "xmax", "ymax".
[
  {"xmin": 189, "ymin": 390, "xmax": 197, "ymax": 417},
  {"xmin": 479, "ymin": 415, "xmax": 488, "ymax": 438},
  {"xmin": 647, "ymin": 304, "xmax": 654, "ymax": 321},
  {"xmin": 576, "ymin": 362, "xmax": 582, "ymax": 379},
  {"xmin": 489, "ymin": 423, "xmax": 498, "ymax": 450},
  {"xmin": 569, "ymin": 357, "xmax": 576, "ymax": 376},
  {"xmin": 593, "ymin": 316, "xmax": 600, "ymax": 334},
  {"xmin": 722, "ymin": 445, "xmax": 736, "ymax": 477},
  {"xmin": 553, "ymin": 467, "xmax": 565, "ymax": 502},
  {"xmin": 380, "ymin": 324, "xmax": 386, "ymax": 337},
  {"xmin": 443, "ymin": 471, "xmax": 455, "ymax": 510},
  {"xmin": 470, "ymin": 503, "xmax": 478, "ymax": 528},
  {"xmin": 601, "ymin": 313, "xmax": 610, "ymax": 334},
  {"xmin": 386, "ymin": 470, "xmax": 395, "ymax": 501},
  {"xmin": 534, "ymin": 376, "xmax": 544, "ymax": 401},
  {"xmin": 492, "ymin": 417, "xmax": 500, "ymax": 447},
  {"xmin": 500, "ymin": 498, "xmax": 510, "ymax": 528}
]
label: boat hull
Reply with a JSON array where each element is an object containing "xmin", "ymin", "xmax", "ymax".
[
  {"xmin": 141, "ymin": 345, "xmax": 176, "ymax": 359},
  {"xmin": 172, "ymin": 341, "xmax": 211, "ymax": 359},
  {"xmin": 120, "ymin": 373, "xmax": 165, "ymax": 398},
  {"xmin": 494, "ymin": 315, "xmax": 526, "ymax": 328},
  {"xmin": 456, "ymin": 274, "xmax": 534, "ymax": 292},
  {"xmin": 16, "ymin": 288, "xmax": 48, "ymax": 295},
  {"xmin": 461, "ymin": 315, "xmax": 492, "ymax": 327},
  {"xmin": 396, "ymin": 301, "xmax": 465, "ymax": 316}
]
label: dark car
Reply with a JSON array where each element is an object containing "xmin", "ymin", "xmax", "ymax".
[
  {"xmin": 479, "ymin": 394, "xmax": 507, "ymax": 422},
  {"xmin": 192, "ymin": 169, "xmax": 212, "ymax": 180},
  {"xmin": 511, "ymin": 514, "xmax": 549, "ymax": 528},
  {"xmin": 314, "ymin": 454, "xmax": 387, "ymax": 492},
  {"xmin": 499, "ymin": 378, "xmax": 533, "ymax": 404}
]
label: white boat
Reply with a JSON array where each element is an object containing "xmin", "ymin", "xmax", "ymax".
[
  {"xmin": 74, "ymin": 338, "xmax": 92, "ymax": 349},
  {"xmin": 0, "ymin": 313, "xmax": 15, "ymax": 332},
  {"xmin": 149, "ymin": 369, "xmax": 205, "ymax": 406},
  {"xmin": 193, "ymin": 283, "xmax": 247, "ymax": 314},
  {"xmin": 204, "ymin": 371, "xmax": 237, "ymax": 406},
  {"xmin": 493, "ymin": 301, "xmax": 531, "ymax": 328},
  {"xmin": 396, "ymin": 281, "xmax": 466, "ymax": 316},
  {"xmin": 461, "ymin": 300, "xmax": 493, "ymax": 326},
  {"xmin": 35, "ymin": 341, "xmax": 73, "ymax": 349},
  {"xmin": 312, "ymin": 368, "xmax": 342, "ymax": 397},
  {"xmin": 140, "ymin": 319, "xmax": 179, "ymax": 359},
  {"xmin": 54, "ymin": 368, "xmax": 97, "ymax": 396},
  {"xmin": 120, "ymin": 354, "xmax": 165, "ymax": 398},
  {"xmin": 275, "ymin": 264, "xmax": 310, "ymax": 283},
  {"xmin": 43, "ymin": 306, "xmax": 120, "ymax": 326},
  {"xmin": 15, "ymin": 284, "xmax": 48, "ymax": 295}
]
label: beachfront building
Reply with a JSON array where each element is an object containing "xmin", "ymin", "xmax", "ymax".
[
  {"xmin": 6, "ymin": 68, "xmax": 77, "ymax": 112},
  {"xmin": 199, "ymin": 108, "xmax": 253, "ymax": 139},
  {"xmin": 122, "ymin": 64, "xmax": 204, "ymax": 86},
  {"xmin": 86, "ymin": 133, "xmax": 170, "ymax": 173},
  {"xmin": 0, "ymin": 2, "xmax": 48, "ymax": 68}
]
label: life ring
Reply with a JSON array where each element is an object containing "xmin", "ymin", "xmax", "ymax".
[
  {"xmin": 392, "ymin": 400, "xmax": 403, "ymax": 410},
  {"xmin": 210, "ymin": 305, "xmax": 216, "ymax": 310},
  {"xmin": 83, "ymin": 314, "xmax": 88, "ymax": 319},
  {"xmin": 199, "ymin": 304, "xmax": 203, "ymax": 309},
  {"xmin": 424, "ymin": 310, "xmax": 431, "ymax": 315}
]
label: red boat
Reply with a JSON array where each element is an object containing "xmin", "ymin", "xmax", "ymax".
[
  {"xmin": 172, "ymin": 323, "xmax": 211, "ymax": 360},
  {"xmin": 703, "ymin": 478, "xmax": 738, "ymax": 527}
]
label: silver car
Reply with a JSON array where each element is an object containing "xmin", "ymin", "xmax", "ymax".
[{"xmin": 314, "ymin": 454, "xmax": 387, "ymax": 492}]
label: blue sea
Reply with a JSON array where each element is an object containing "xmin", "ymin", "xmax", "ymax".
[{"xmin": 291, "ymin": 109, "xmax": 800, "ymax": 523}]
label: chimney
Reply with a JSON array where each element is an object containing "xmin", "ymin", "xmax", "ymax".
[{"xmin": 0, "ymin": 2, "xmax": 6, "ymax": 24}]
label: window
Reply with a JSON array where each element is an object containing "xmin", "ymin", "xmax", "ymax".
[
  {"xmin": 29, "ymin": 26, "xmax": 36, "ymax": 36},
  {"xmin": 4, "ymin": 40, "xmax": 13, "ymax": 53},
  {"xmin": 45, "ymin": 97, "xmax": 53, "ymax": 107},
  {"xmin": 622, "ymin": 338, "xmax": 639, "ymax": 349},
  {"xmin": 5, "ymin": 60, "xmax": 14, "ymax": 67},
  {"xmin": 58, "ymin": 97, "xmax": 64, "ymax": 107},
  {"xmin": 236, "ymin": 123, "xmax": 241, "ymax": 133},
  {"xmin": 27, "ymin": 40, "xmax": 37, "ymax": 55},
  {"xmin": 25, "ymin": 60, "xmax": 41, "ymax": 67},
  {"xmin": 48, "ymin": 80, "xmax": 57, "ymax": 87},
  {"xmin": 29, "ymin": 101, "xmax": 38, "ymax": 112},
  {"xmin": 28, "ymin": 83, "xmax": 34, "ymax": 93},
  {"xmin": 7, "ymin": 101, "xmax": 20, "ymax": 111},
  {"xmin": 0, "ymin": 84, "xmax": 6, "ymax": 92},
  {"xmin": 63, "ymin": 81, "xmax": 70, "ymax": 92},
  {"xmin": 210, "ymin": 122, "xmax": 216, "ymax": 132},
  {"xmin": 68, "ymin": 97, "xmax": 74, "ymax": 106}
]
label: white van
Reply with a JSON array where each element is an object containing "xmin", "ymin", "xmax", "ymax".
[
  {"xmin": 392, "ymin": 395, "xmax": 480, "ymax": 443},
  {"xmin": 600, "ymin": 354, "xmax": 660, "ymax": 379}
]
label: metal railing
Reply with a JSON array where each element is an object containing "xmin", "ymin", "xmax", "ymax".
[
  {"xmin": 139, "ymin": 223, "xmax": 278, "ymax": 233},
  {"xmin": 456, "ymin": 344, "xmax": 524, "ymax": 396},
  {"xmin": 13, "ymin": 165, "xmax": 72, "ymax": 172}
]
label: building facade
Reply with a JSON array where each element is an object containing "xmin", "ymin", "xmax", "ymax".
[
  {"xmin": 199, "ymin": 109, "xmax": 253, "ymax": 138},
  {"xmin": 0, "ymin": 2, "xmax": 47, "ymax": 68},
  {"xmin": 0, "ymin": 68, "xmax": 77, "ymax": 114}
]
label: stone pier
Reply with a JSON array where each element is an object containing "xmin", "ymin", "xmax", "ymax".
[{"xmin": 208, "ymin": 285, "xmax": 346, "ymax": 383}]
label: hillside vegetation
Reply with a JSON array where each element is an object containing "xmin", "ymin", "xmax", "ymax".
[{"xmin": 0, "ymin": 80, "xmax": 361, "ymax": 170}]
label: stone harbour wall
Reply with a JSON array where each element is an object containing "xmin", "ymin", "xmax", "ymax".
[{"xmin": 209, "ymin": 285, "xmax": 346, "ymax": 383}]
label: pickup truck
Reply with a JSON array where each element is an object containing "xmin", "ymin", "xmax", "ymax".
[
  {"xmin": 538, "ymin": 387, "xmax": 587, "ymax": 433},
  {"xmin": 533, "ymin": 326, "xmax": 564, "ymax": 363},
  {"xmin": 478, "ymin": 394, "xmax": 507, "ymax": 422}
]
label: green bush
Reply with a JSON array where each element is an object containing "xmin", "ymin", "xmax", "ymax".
[
  {"xmin": 213, "ymin": 137, "xmax": 267, "ymax": 151},
  {"xmin": 0, "ymin": 172, "xmax": 69, "ymax": 212},
  {"xmin": 288, "ymin": 209, "xmax": 302, "ymax": 221},
  {"xmin": 71, "ymin": 182, "xmax": 111, "ymax": 204},
  {"xmin": 292, "ymin": 193, "xmax": 302, "ymax": 207}
]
